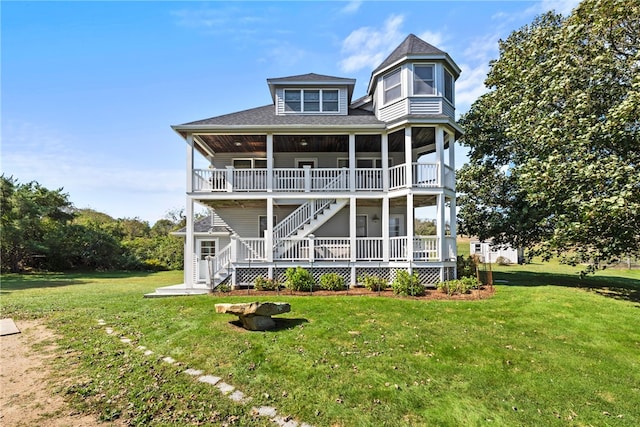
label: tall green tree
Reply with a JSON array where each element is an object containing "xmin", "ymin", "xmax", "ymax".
[
  {"xmin": 457, "ymin": 0, "xmax": 640, "ymax": 271},
  {"xmin": 1, "ymin": 176, "xmax": 74, "ymax": 272}
]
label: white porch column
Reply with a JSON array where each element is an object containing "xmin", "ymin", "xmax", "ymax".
[
  {"xmin": 406, "ymin": 193, "xmax": 414, "ymax": 263},
  {"xmin": 186, "ymin": 133, "xmax": 194, "ymax": 193},
  {"xmin": 267, "ymin": 134, "xmax": 273, "ymax": 192},
  {"xmin": 448, "ymin": 131, "xmax": 455, "ymax": 170},
  {"xmin": 349, "ymin": 133, "xmax": 356, "ymax": 192},
  {"xmin": 266, "ymin": 198, "xmax": 274, "ymax": 262},
  {"xmin": 184, "ymin": 197, "xmax": 195, "ymax": 288},
  {"xmin": 436, "ymin": 126, "xmax": 445, "ymax": 186},
  {"xmin": 381, "ymin": 133, "xmax": 389, "ymax": 191},
  {"xmin": 350, "ymin": 197, "xmax": 357, "ymax": 262},
  {"xmin": 382, "ymin": 196, "xmax": 390, "ymax": 262},
  {"xmin": 437, "ymin": 193, "xmax": 446, "ymax": 261},
  {"xmin": 404, "ymin": 127, "xmax": 413, "ymax": 188}
]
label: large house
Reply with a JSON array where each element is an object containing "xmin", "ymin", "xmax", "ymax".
[{"xmin": 154, "ymin": 34, "xmax": 462, "ymax": 295}]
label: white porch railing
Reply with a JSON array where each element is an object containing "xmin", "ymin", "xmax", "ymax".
[
  {"xmin": 413, "ymin": 163, "xmax": 439, "ymax": 187},
  {"xmin": 389, "ymin": 164, "xmax": 406, "ymax": 190},
  {"xmin": 237, "ymin": 238, "xmax": 266, "ymax": 261},
  {"xmin": 314, "ymin": 238, "xmax": 350, "ymax": 260},
  {"xmin": 193, "ymin": 163, "xmax": 453, "ymax": 193},
  {"xmin": 356, "ymin": 237, "xmax": 383, "ymax": 260},
  {"xmin": 201, "ymin": 236, "xmax": 445, "ymax": 265}
]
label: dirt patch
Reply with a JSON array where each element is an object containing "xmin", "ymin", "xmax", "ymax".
[
  {"xmin": 0, "ymin": 320, "xmax": 108, "ymax": 427},
  {"xmin": 218, "ymin": 285, "xmax": 495, "ymax": 300}
]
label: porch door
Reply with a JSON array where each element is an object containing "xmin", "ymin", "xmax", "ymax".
[{"xmin": 197, "ymin": 239, "xmax": 217, "ymax": 281}]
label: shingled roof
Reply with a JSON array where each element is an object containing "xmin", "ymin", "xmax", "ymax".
[
  {"xmin": 372, "ymin": 34, "xmax": 445, "ymax": 75},
  {"xmin": 176, "ymin": 104, "xmax": 383, "ymax": 129}
]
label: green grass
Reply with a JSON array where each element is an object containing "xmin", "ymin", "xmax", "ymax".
[{"xmin": 1, "ymin": 262, "xmax": 639, "ymax": 426}]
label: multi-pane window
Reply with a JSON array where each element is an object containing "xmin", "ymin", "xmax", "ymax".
[
  {"xmin": 304, "ymin": 90, "xmax": 320, "ymax": 111},
  {"xmin": 383, "ymin": 69, "xmax": 402, "ymax": 104},
  {"xmin": 444, "ymin": 69, "xmax": 454, "ymax": 103},
  {"xmin": 413, "ymin": 65, "xmax": 435, "ymax": 95},
  {"xmin": 322, "ymin": 90, "xmax": 339, "ymax": 111},
  {"xmin": 285, "ymin": 89, "xmax": 339, "ymax": 112},
  {"xmin": 284, "ymin": 90, "xmax": 301, "ymax": 112},
  {"xmin": 200, "ymin": 241, "xmax": 216, "ymax": 260},
  {"xmin": 233, "ymin": 158, "xmax": 267, "ymax": 169},
  {"xmin": 389, "ymin": 217, "xmax": 401, "ymax": 237}
]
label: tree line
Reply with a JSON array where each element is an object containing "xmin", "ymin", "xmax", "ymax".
[{"xmin": 1, "ymin": 175, "xmax": 185, "ymax": 273}]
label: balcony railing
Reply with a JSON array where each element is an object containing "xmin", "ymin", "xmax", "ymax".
[
  {"xmin": 231, "ymin": 236, "xmax": 443, "ymax": 263},
  {"xmin": 193, "ymin": 163, "xmax": 454, "ymax": 193}
]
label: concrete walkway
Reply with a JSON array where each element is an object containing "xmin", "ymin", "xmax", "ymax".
[
  {"xmin": 0, "ymin": 318, "xmax": 20, "ymax": 336},
  {"xmin": 97, "ymin": 318, "xmax": 313, "ymax": 427}
]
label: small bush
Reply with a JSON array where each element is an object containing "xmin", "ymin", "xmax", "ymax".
[
  {"xmin": 284, "ymin": 267, "xmax": 315, "ymax": 292},
  {"xmin": 359, "ymin": 274, "xmax": 388, "ymax": 292},
  {"xmin": 391, "ymin": 270, "xmax": 425, "ymax": 296},
  {"xmin": 319, "ymin": 273, "xmax": 345, "ymax": 291},
  {"xmin": 495, "ymin": 256, "xmax": 511, "ymax": 265},
  {"xmin": 254, "ymin": 276, "xmax": 280, "ymax": 291},
  {"xmin": 437, "ymin": 277, "xmax": 480, "ymax": 295}
]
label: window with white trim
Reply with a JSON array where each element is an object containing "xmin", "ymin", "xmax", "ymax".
[
  {"xmin": 413, "ymin": 64, "xmax": 435, "ymax": 95},
  {"xmin": 383, "ymin": 69, "xmax": 402, "ymax": 104},
  {"xmin": 233, "ymin": 158, "xmax": 267, "ymax": 169},
  {"xmin": 284, "ymin": 89, "xmax": 339, "ymax": 112}
]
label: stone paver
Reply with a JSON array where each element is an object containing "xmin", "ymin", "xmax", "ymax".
[
  {"xmin": 253, "ymin": 406, "xmax": 278, "ymax": 418},
  {"xmin": 216, "ymin": 382, "xmax": 235, "ymax": 394},
  {"xmin": 162, "ymin": 356, "xmax": 176, "ymax": 364},
  {"xmin": 184, "ymin": 368, "xmax": 203, "ymax": 376},
  {"xmin": 198, "ymin": 375, "xmax": 221, "ymax": 385}
]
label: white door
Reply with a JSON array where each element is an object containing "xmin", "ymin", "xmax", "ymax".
[{"xmin": 197, "ymin": 239, "xmax": 217, "ymax": 281}]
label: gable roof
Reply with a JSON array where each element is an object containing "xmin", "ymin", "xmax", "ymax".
[{"xmin": 267, "ymin": 73, "xmax": 356, "ymax": 103}]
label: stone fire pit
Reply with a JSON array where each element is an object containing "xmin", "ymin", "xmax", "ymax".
[{"xmin": 215, "ymin": 302, "xmax": 291, "ymax": 331}]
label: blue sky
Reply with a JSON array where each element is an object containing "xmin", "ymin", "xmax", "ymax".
[{"xmin": 2, "ymin": 0, "xmax": 580, "ymax": 223}]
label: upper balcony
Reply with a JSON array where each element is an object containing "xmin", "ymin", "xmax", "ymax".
[{"xmin": 192, "ymin": 162, "xmax": 455, "ymax": 193}]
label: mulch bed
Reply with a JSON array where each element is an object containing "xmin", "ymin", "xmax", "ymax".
[{"xmin": 212, "ymin": 285, "xmax": 495, "ymax": 300}]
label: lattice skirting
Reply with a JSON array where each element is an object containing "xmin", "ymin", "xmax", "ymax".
[{"xmin": 232, "ymin": 266, "xmax": 452, "ymax": 287}]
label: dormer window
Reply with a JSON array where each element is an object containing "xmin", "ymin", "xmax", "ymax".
[
  {"xmin": 413, "ymin": 64, "xmax": 435, "ymax": 95},
  {"xmin": 284, "ymin": 89, "xmax": 340, "ymax": 113},
  {"xmin": 383, "ymin": 69, "xmax": 402, "ymax": 104}
]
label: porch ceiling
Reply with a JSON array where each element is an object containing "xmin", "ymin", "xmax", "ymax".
[{"xmin": 194, "ymin": 128, "xmax": 440, "ymax": 156}]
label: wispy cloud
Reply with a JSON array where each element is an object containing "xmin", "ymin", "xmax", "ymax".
[
  {"xmin": 340, "ymin": 0, "xmax": 362, "ymax": 15},
  {"xmin": 171, "ymin": 6, "xmax": 268, "ymax": 34},
  {"xmin": 535, "ymin": 0, "xmax": 581, "ymax": 16},
  {"xmin": 339, "ymin": 14, "xmax": 406, "ymax": 73},
  {"xmin": 2, "ymin": 120, "xmax": 184, "ymax": 221}
]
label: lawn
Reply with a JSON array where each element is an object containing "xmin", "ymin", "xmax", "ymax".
[{"xmin": 1, "ymin": 261, "xmax": 639, "ymax": 426}]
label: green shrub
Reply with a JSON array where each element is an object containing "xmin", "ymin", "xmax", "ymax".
[
  {"xmin": 457, "ymin": 255, "xmax": 479, "ymax": 278},
  {"xmin": 391, "ymin": 270, "xmax": 425, "ymax": 296},
  {"xmin": 284, "ymin": 267, "xmax": 315, "ymax": 292},
  {"xmin": 319, "ymin": 273, "xmax": 345, "ymax": 291},
  {"xmin": 437, "ymin": 277, "xmax": 480, "ymax": 295},
  {"xmin": 358, "ymin": 274, "xmax": 388, "ymax": 292},
  {"xmin": 254, "ymin": 276, "xmax": 280, "ymax": 291},
  {"xmin": 142, "ymin": 258, "xmax": 168, "ymax": 271}
]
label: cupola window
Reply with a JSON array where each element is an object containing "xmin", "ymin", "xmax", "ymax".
[{"xmin": 413, "ymin": 64, "xmax": 435, "ymax": 95}]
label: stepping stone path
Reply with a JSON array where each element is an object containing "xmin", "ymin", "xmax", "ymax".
[{"xmin": 97, "ymin": 318, "xmax": 312, "ymax": 426}]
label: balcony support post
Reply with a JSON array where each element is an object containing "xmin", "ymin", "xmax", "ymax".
[
  {"xmin": 266, "ymin": 198, "xmax": 274, "ymax": 262},
  {"xmin": 349, "ymin": 133, "xmax": 356, "ymax": 192},
  {"xmin": 436, "ymin": 126, "xmax": 445, "ymax": 187},
  {"xmin": 404, "ymin": 127, "xmax": 413, "ymax": 187},
  {"xmin": 184, "ymin": 197, "xmax": 195, "ymax": 289},
  {"xmin": 226, "ymin": 166, "xmax": 234, "ymax": 192},
  {"xmin": 350, "ymin": 197, "xmax": 357, "ymax": 262},
  {"xmin": 437, "ymin": 193, "xmax": 446, "ymax": 262},
  {"xmin": 381, "ymin": 133, "xmax": 389, "ymax": 192},
  {"xmin": 186, "ymin": 133, "xmax": 194, "ymax": 193},
  {"xmin": 267, "ymin": 134, "xmax": 273, "ymax": 192},
  {"xmin": 406, "ymin": 193, "xmax": 414, "ymax": 264},
  {"xmin": 382, "ymin": 196, "xmax": 390, "ymax": 262}
]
